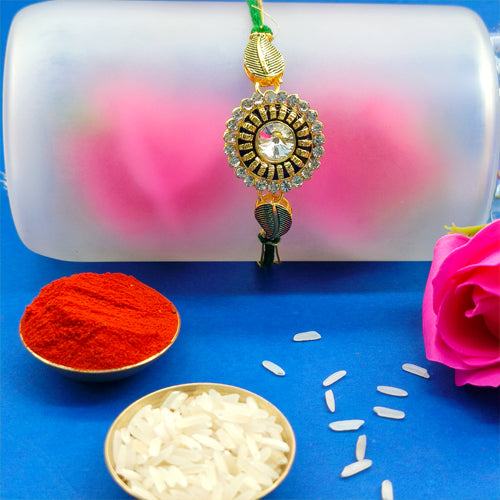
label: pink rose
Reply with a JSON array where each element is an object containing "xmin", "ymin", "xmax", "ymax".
[{"xmin": 422, "ymin": 220, "xmax": 500, "ymax": 387}]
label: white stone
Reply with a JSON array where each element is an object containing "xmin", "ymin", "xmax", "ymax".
[
  {"xmin": 311, "ymin": 121, "xmax": 323, "ymax": 133},
  {"xmin": 255, "ymin": 180, "xmax": 268, "ymax": 191},
  {"xmin": 257, "ymin": 121, "xmax": 295, "ymax": 162},
  {"xmin": 235, "ymin": 167, "xmax": 246, "ymax": 178},
  {"xmin": 264, "ymin": 90, "xmax": 277, "ymax": 104},
  {"xmin": 312, "ymin": 146, "xmax": 324, "ymax": 158},
  {"xmin": 306, "ymin": 110, "xmax": 318, "ymax": 122},
  {"xmin": 280, "ymin": 180, "xmax": 292, "ymax": 193},
  {"xmin": 298, "ymin": 100, "xmax": 309, "ymax": 112},
  {"xmin": 276, "ymin": 91, "xmax": 288, "ymax": 104},
  {"xmin": 232, "ymin": 108, "xmax": 245, "ymax": 121},
  {"xmin": 287, "ymin": 94, "xmax": 299, "ymax": 107}
]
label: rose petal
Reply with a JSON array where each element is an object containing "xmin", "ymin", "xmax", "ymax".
[
  {"xmin": 452, "ymin": 354, "xmax": 500, "ymax": 368},
  {"xmin": 437, "ymin": 283, "xmax": 500, "ymax": 359},
  {"xmin": 423, "ymin": 221, "xmax": 500, "ymax": 386},
  {"xmin": 422, "ymin": 234, "xmax": 469, "ymax": 359},
  {"xmin": 466, "ymin": 293, "xmax": 500, "ymax": 337},
  {"xmin": 455, "ymin": 251, "xmax": 500, "ymax": 280},
  {"xmin": 432, "ymin": 222, "xmax": 500, "ymax": 307},
  {"xmin": 454, "ymin": 363, "xmax": 500, "ymax": 387}
]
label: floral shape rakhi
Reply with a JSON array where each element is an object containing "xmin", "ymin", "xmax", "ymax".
[{"xmin": 224, "ymin": 3, "xmax": 324, "ymax": 266}]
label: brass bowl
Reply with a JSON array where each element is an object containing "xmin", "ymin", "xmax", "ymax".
[
  {"xmin": 19, "ymin": 313, "xmax": 180, "ymax": 382},
  {"xmin": 104, "ymin": 383, "xmax": 296, "ymax": 499}
]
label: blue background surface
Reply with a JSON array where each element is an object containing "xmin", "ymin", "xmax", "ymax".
[{"xmin": 1, "ymin": 1, "xmax": 499, "ymax": 500}]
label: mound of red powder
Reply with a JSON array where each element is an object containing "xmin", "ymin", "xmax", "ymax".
[{"xmin": 20, "ymin": 272, "xmax": 180, "ymax": 370}]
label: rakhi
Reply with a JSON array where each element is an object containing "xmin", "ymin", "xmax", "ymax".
[{"xmin": 224, "ymin": 0, "xmax": 325, "ymax": 266}]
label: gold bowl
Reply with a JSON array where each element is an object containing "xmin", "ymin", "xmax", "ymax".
[
  {"xmin": 104, "ymin": 382, "xmax": 296, "ymax": 499},
  {"xmin": 19, "ymin": 314, "xmax": 180, "ymax": 382}
]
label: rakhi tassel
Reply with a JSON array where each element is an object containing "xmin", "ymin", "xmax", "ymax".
[
  {"xmin": 254, "ymin": 193, "xmax": 292, "ymax": 266},
  {"xmin": 258, "ymin": 233, "xmax": 281, "ymax": 267}
]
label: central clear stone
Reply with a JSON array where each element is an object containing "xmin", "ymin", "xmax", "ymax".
[{"xmin": 256, "ymin": 121, "xmax": 295, "ymax": 163}]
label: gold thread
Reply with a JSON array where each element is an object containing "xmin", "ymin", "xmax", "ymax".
[
  {"xmin": 238, "ymin": 132, "xmax": 254, "ymax": 141},
  {"xmin": 293, "ymin": 116, "xmax": 305, "ymax": 129},
  {"xmin": 295, "ymin": 148, "xmax": 309, "ymax": 159},
  {"xmin": 286, "ymin": 110, "xmax": 297, "ymax": 125},
  {"xmin": 296, "ymin": 126, "xmax": 310, "ymax": 137},
  {"xmin": 267, "ymin": 164, "xmax": 276, "ymax": 180},
  {"xmin": 276, "ymin": 164, "xmax": 284, "ymax": 179},
  {"xmin": 241, "ymin": 122, "xmax": 257, "ymax": 132},
  {"xmin": 284, "ymin": 161, "xmax": 294, "ymax": 175},
  {"xmin": 250, "ymin": 113, "xmax": 262, "ymax": 126},
  {"xmin": 249, "ymin": 157, "xmax": 261, "ymax": 169},
  {"xmin": 243, "ymin": 151, "xmax": 256, "ymax": 162},
  {"xmin": 257, "ymin": 164, "xmax": 268, "ymax": 176}
]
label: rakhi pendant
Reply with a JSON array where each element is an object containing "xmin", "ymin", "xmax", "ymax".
[{"xmin": 224, "ymin": 12, "xmax": 324, "ymax": 266}]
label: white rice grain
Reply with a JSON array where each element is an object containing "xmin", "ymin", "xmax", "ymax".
[
  {"xmin": 322, "ymin": 370, "xmax": 346, "ymax": 387},
  {"xmin": 340, "ymin": 459, "xmax": 372, "ymax": 478},
  {"xmin": 355, "ymin": 434, "xmax": 367, "ymax": 461},
  {"xmin": 402, "ymin": 363, "xmax": 430, "ymax": 379},
  {"xmin": 373, "ymin": 406, "xmax": 405, "ymax": 420},
  {"xmin": 324, "ymin": 389, "xmax": 335, "ymax": 413},
  {"xmin": 293, "ymin": 331, "xmax": 321, "ymax": 342},
  {"xmin": 262, "ymin": 360, "xmax": 285, "ymax": 376},
  {"xmin": 381, "ymin": 479, "xmax": 394, "ymax": 500},
  {"xmin": 112, "ymin": 389, "xmax": 290, "ymax": 500},
  {"xmin": 328, "ymin": 419, "xmax": 365, "ymax": 432},
  {"xmin": 377, "ymin": 386, "xmax": 408, "ymax": 397}
]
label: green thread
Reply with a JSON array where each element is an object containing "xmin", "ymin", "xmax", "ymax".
[{"xmin": 246, "ymin": 0, "xmax": 273, "ymax": 34}]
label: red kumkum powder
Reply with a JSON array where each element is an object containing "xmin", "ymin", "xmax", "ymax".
[{"xmin": 20, "ymin": 272, "xmax": 180, "ymax": 370}]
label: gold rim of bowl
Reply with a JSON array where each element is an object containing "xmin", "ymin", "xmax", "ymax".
[
  {"xmin": 104, "ymin": 382, "xmax": 297, "ymax": 500},
  {"xmin": 19, "ymin": 307, "xmax": 181, "ymax": 376}
]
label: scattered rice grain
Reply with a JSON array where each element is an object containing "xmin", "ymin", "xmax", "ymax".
[
  {"xmin": 402, "ymin": 363, "xmax": 430, "ymax": 379},
  {"xmin": 373, "ymin": 406, "xmax": 405, "ymax": 420},
  {"xmin": 340, "ymin": 459, "xmax": 372, "ymax": 478},
  {"xmin": 324, "ymin": 389, "xmax": 335, "ymax": 413},
  {"xmin": 381, "ymin": 479, "xmax": 394, "ymax": 500},
  {"xmin": 355, "ymin": 434, "xmax": 367, "ymax": 461},
  {"xmin": 328, "ymin": 419, "xmax": 364, "ymax": 432},
  {"xmin": 262, "ymin": 360, "xmax": 285, "ymax": 376},
  {"xmin": 322, "ymin": 370, "xmax": 346, "ymax": 387},
  {"xmin": 293, "ymin": 331, "xmax": 321, "ymax": 342},
  {"xmin": 377, "ymin": 385, "xmax": 408, "ymax": 397}
]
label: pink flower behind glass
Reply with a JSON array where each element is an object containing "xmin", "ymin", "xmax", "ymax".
[
  {"xmin": 61, "ymin": 79, "xmax": 235, "ymax": 245},
  {"xmin": 422, "ymin": 220, "xmax": 500, "ymax": 386}
]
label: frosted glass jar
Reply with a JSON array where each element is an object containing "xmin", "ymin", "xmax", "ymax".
[{"xmin": 3, "ymin": 1, "xmax": 499, "ymax": 261}]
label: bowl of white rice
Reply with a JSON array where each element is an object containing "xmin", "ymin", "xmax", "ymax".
[{"xmin": 104, "ymin": 383, "xmax": 296, "ymax": 500}]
